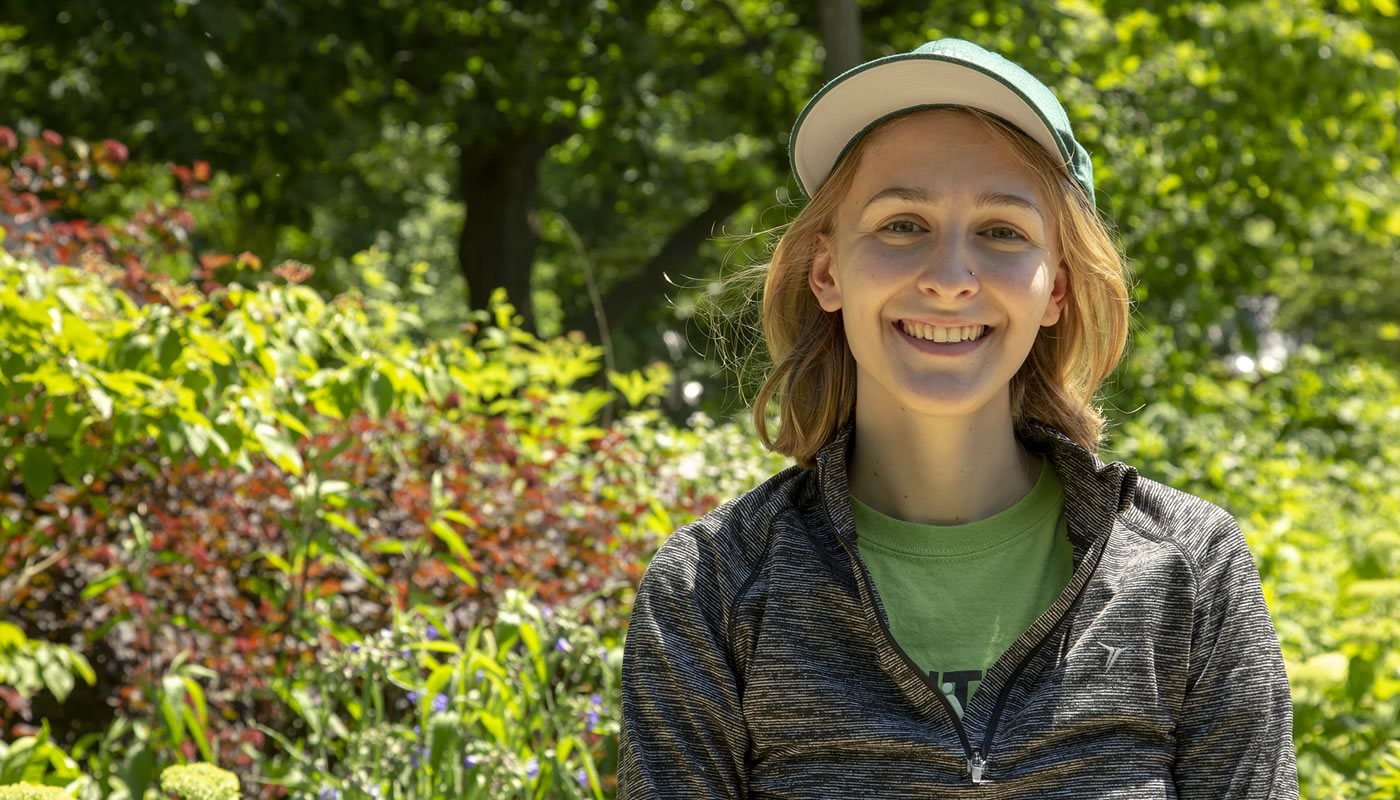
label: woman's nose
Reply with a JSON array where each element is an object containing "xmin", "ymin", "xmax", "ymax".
[{"xmin": 915, "ymin": 233, "xmax": 978, "ymax": 294}]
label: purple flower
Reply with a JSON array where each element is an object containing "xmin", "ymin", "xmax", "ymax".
[
  {"xmin": 554, "ymin": 636, "xmax": 571, "ymax": 653},
  {"xmin": 349, "ymin": 643, "xmax": 360, "ymax": 654},
  {"xmin": 585, "ymin": 708, "xmax": 599, "ymax": 733},
  {"xmin": 474, "ymin": 668, "xmax": 484, "ymax": 683},
  {"xmin": 432, "ymin": 693, "xmax": 449, "ymax": 713},
  {"xmin": 575, "ymin": 767, "xmax": 588, "ymax": 788},
  {"xmin": 410, "ymin": 745, "xmax": 428, "ymax": 768},
  {"xmin": 525, "ymin": 757, "xmax": 539, "ymax": 779},
  {"xmin": 407, "ymin": 690, "xmax": 420, "ymax": 704},
  {"xmin": 590, "ymin": 693, "xmax": 601, "ymax": 706},
  {"xmin": 464, "ymin": 754, "xmax": 478, "ymax": 769},
  {"xmin": 319, "ymin": 790, "xmax": 340, "ymax": 800},
  {"xmin": 426, "ymin": 624, "xmax": 440, "ymax": 641}
]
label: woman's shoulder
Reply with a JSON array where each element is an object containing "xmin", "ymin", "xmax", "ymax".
[
  {"xmin": 1118, "ymin": 469, "xmax": 1252, "ymax": 573},
  {"xmin": 638, "ymin": 461, "xmax": 811, "ymax": 597}
]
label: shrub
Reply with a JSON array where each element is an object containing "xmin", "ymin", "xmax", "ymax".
[{"xmin": 1, "ymin": 205, "xmax": 785, "ymax": 796}]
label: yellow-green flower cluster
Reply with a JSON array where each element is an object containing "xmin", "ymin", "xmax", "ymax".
[
  {"xmin": 158, "ymin": 763, "xmax": 241, "ymax": 800},
  {"xmin": 0, "ymin": 784, "xmax": 70, "ymax": 800}
]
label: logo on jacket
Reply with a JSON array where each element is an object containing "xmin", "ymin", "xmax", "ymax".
[{"xmin": 1098, "ymin": 642, "xmax": 1127, "ymax": 672}]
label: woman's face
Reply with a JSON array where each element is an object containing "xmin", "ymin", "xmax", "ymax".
[{"xmin": 808, "ymin": 110, "xmax": 1068, "ymax": 419}]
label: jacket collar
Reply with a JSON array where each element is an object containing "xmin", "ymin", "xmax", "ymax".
[{"xmin": 813, "ymin": 415, "xmax": 1139, "ymax": 557}]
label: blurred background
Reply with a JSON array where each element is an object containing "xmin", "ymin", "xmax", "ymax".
[
  {"xmin": 6, "ymin": 0, "xmax": 1397, "ymax": 417},
  {"xmin": 1, "ymin": 1, "xmax": 1398, "ymax": 799}
]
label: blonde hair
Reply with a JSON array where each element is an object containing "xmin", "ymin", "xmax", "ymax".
[{"xmin": 704, "ymin": 106, "xmax": 1135, "ymax": 470}]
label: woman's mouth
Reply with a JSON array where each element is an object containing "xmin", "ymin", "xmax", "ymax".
[{"xmin": 893, "ymin": 320, "xmax": 994, "ymax": 356}]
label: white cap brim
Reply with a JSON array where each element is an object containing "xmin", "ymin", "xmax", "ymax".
[{"xmin": 792, "ymin": 58, "xmax": 1063, "ymax": 197}]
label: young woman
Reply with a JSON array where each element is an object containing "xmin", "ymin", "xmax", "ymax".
[{"xmin": 618, "ymin": 38, "xmax": 1297, "ymax": 798}]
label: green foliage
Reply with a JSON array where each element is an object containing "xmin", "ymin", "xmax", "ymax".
[
  {"xmin": 1109, "ymin": 333, "xmax": 1400, "ymax": 798},
  {"xmin": 873, "ymin": 0, "xmax": 1400, "ymax": 373},
  {"xmin": 6, "ymin": 1, "xmax": 1398, "ymax": 410},
  {"xmin": 0, "ymin": 784, "xmax": 70, "ymax": 800},
  {"xmin": 158, "ymin": 763, "xmax": 240, "ymax": 800},
  {"xmin": 0, "ymin": 722, "xmax": 84, "ymax": 792},
  {"xmin": 0, "ymin": 622, "xmax": 95, "ymax": 704},
  {"xmin": 256, "ymin": 591, "xmax": 618, "ymax": 799},
  {"xmin": 1, "ymin": 238, "xmax": 789, "ymax": 796}
]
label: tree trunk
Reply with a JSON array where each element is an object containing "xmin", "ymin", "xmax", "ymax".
[
  {"xmin": 819, "ymin": 0, "xmax": 862, "ymax": 81},
  {"xmin": 458, "ymin": 134, "xmax": 554, "ymax": 335},
  {"xmin": 561, "ymin": 189, "xmax": 746, "ymax": 342}
]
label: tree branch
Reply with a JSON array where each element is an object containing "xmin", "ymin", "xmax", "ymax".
[{"xmin": 561, "ymin": 189, "xmax": 747, "ymax": 338}]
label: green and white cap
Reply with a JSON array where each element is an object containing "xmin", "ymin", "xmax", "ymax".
[{"xmin": 789, "ymin": 38, "xmax": 1096, "ymax": 207}]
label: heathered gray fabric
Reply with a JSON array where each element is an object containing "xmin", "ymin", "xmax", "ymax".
[{"xmin": 618, "ymin": 416, "xmax": 1298, "ymax": 798}]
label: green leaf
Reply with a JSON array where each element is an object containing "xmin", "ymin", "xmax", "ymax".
[
  {"xmin": 160, "ymin": 674, "xmax": 186, "ymax": 746},
  {"xmin": 253, "ymin": 421, "xmax": 303, "ymax": 476},
  {"xmin": 362, "ymin": 368, "xmax": 395, "ymax": 418},
  {"xmin": 81, "ymin": 568, "xmax": 126, "ymax": 600},
  {"xmin": 45, "ymin": 399, "xmax": 81, "ymax": 440},
  {"xmin": 477, "ymin": 711, "xmax": 506, "ymax": 745},
  {"xmin": 319, "ymin": 510, "xmax": 363, "ymax": 539},
  {"xmin": 429, "ymin": 519, "xmax": 477, "ymax": 567},
  {"xmin": 261, "ymin": 551, "xmax": 294, "ymax": 574},
  {"xmin": 445, "ymin": 562, "xmax": 479, "ymax": 589},
  {"xmin": 0, "ymin": 622, "xmax": 25, "ymax": 648},
  {"xmin": 19, "ymin": 447, "xmax": 56, "ymax": 500},
  {"xmin": 338, "ymin": 549, "xmax": 386, "ymax": 591},
  {"xmin": 182, "ymin": 420, "xmax": 212, "ymax": 458},
  {"xmin": 425, "ymin": 665, "xmax": 454, "ymax": 701},
  {"xmin": 180, "ymin": 702, "xmax": 214, "ymax": 763},
  {"xmin": 38, "ymin": 651, "xmax": 74, "ymax": 702},
  {"xmin": 67, "ymin": 651, "xmax": 96, "ymax": 687},
  {"xmin": 17, "ymin": 363, "xmax": 79, "ymax": 396}
]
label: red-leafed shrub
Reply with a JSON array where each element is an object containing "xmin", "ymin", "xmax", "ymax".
[
  {"xmin": 2, "ymin": 400, "xmax": 730, "ymax": 765},
  {"xmin": 0, "ymin": 125, "xmax": 792, "ymax": 797}
]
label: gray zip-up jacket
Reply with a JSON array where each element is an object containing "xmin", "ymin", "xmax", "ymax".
[{"xmin": 618, "ymin": 416, "xmax": 1298, "ymax": 798}]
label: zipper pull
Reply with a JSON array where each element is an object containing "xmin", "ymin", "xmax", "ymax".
[{"xmin": 968, "ymin": 749, "xmax": 987, "ymax": 784}]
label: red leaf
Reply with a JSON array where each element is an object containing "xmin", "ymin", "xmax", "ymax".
[
  {"xmin": 200, "ymin": 252, "xmax": 234, "ymax": 270},
  {"xmin": 99, "ymin": 138, "xmax": 129, "ymax": 163}
]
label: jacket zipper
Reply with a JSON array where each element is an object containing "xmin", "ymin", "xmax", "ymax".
[{"xmin": 836, "ymin": 527, "xmax": 1110, "ymax": 785}]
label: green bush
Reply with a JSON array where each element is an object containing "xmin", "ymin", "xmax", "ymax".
[
  {"xmin": 1110, "ymin": 332, "xmax": 1400, "ymax": 798},
  {"xmin": 5, "ymin": 121, "xmax": 1395, "ymax": 796},
  {"xmin": 0, "ymin": 244, "xmax": 788, "ymax": 797}
]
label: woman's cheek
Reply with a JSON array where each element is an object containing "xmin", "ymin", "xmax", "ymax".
[{"xmin": 851, "ymin": 238, "xmax": 927, "ymax": 274}]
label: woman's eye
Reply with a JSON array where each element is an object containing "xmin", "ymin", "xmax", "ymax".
[
  {"xmin": 984, "ymin": 226, "xmax": 1024, "ymax": 241},
  {"xmin": 883, "ymin": 220, "xmax": 922, "ymax": 234}
]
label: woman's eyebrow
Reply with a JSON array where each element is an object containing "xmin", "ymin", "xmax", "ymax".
[{"xmin": 862, "ymin": 185, "xmax": 1044, "ymax": 222}]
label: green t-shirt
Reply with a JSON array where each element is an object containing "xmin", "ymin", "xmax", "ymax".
[{"xmin": 851, "ymin": 455, "xmax": 1072, "ymax": 720}]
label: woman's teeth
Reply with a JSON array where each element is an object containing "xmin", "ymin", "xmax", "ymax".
[{"xmin": 898, "ymin": 321, "xmax": 988, "ymax": 342}]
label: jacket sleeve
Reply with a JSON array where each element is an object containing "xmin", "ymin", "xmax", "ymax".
[
  {"xmin": 617, "ymin": 529, "xmax": 749, "ymax": 799},
  {"xmin": 1172, "ymin": 513, "xmax": 1299, "ymax": 799}
]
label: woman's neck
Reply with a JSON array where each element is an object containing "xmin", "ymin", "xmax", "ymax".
[{"xmin": 845, "ymin": 403, "xmax": 1041, "ymax": 527}]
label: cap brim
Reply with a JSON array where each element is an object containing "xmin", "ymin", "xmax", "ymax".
[{"xmin": 791, "ymin": 55, "xmax": 1065, "ymax": 198}]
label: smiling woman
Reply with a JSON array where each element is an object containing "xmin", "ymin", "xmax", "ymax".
[
  {"xmin": 808, "ymin": 109, "xmax": 1069, "ymax": 477},
  {"xmin": 619, "ymin": 37, "xmax": 1298, "ymax": 800}
]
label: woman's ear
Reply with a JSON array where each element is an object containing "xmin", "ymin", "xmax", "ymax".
[
  {"xmin": 1042, "ymin": 259, "xmax": 1069, "ymax": 326},
  {"xmin": 809, "ymin": 233, "xmax": 843, "ymax": 313}
]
